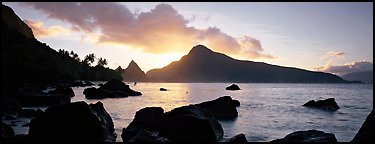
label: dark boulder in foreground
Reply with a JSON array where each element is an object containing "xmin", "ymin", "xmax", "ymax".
[
  {"xmin": 303, "ymin": 98, "xmax": 340, "ymax": 111},
  {"xmin": 83, "ymin": 79, "xmax": 142, "ymax": 99},
  {"xmin": 226, "ymin": 84, "xmax": 241, "ymax": 90},
  {"xmin": 352, "ymin": 109, "xmax": 374, "ymax": 142},
  {"xmin": 126, "ymin": 107, "xmax": 164, "ymax": 131},
  {"xmin": 159, "ymin": 106, "xmax": 224, "ymax": 142},
  {"xmin": 18, "ymin": 108, "xmax": 44, "ymax": 118},
  {"xmin": 194, "ymin": 96, "xmax": 240, "ymax": 119},
  {"xmin": 122, "ymin": 96, "xmax": 243, "ymax": 142},
  {"xmin": 16, "ymin": 85, "xmax": 72, "ymax": 107},
  {"xmin": 160, "ymin": 88, "xmax": 167, "ymax": 91},
  {"xmin": 28, "ymin": 101, "xmax": 116, "ymax": 142},
  {"xmin": 271, "ymin": 130, "xmax": 337, "ymax": 142},
  {"xmin": 223, "ymin": 133, "xmax": 248, "ymax": 142},
  {"xmin": 2, "ymin": 122, "xmax": 15, "ymax": 139},
  {"xmin": 2, "ymin": 97, "xmax": 22, "ymax": 116}
]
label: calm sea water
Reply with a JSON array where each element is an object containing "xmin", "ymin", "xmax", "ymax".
[{"xmin": 7, "ymin": 83, "xmax": 373, "ymax": 142}]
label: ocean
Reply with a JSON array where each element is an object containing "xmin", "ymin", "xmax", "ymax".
[{"xmin": 7, "ymin": 83, "xmax": 373, "ymax": 142}]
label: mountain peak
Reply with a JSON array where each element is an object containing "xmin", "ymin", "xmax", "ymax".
[
  {"xmin": 188, "ymin": 45, "xmax": 214, "ymax": 55},
  {"xmin": 2, "ymin": 4, "xmax": 35, "ymax": 39},
  {"xmin": 123, "ymin": 60, "xmax": 149, "ymax": 82}
]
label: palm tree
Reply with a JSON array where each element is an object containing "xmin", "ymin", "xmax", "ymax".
[
  {"xmin": 83, "ymin": 53, "xmax": 96, "ymax": 66},
  {"xmin": 96, "ymin": 57, "xmax": 108, "ymax": 67},
  {"xmin": 70, "ymin": 51, "xmax": 80, "ymax": 61}
]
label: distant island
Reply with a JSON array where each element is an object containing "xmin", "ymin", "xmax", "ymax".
[
  {"xmin": 146, "ymin": 45, "xmax": 356, "ymax": 83},
  {"xmin": 341, "ymin": 70, "xmax": 373, "ymax": 84}
]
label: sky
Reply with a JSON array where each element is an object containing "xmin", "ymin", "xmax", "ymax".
[{"xmin": 3, "ymin": 2, "xmax": 373, "ymax": 76}]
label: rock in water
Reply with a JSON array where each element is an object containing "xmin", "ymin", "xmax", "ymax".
[
  {"xmin": 226, "ymin": 84, "xmax": 241, "ymax": 90},
  {"xmin": 352, "ymin": 109, "xmax": 374, "ymax": 142},
  {"xmin": 28, "ymin": 101, "xmax": 116, "ymax": 142},
  {"xmin": 271, "ymin": 130, "xmax": 337, "ymax": 142},
  {"xmin": 83, "ymin": 79, "xmax": 142, "ymax": 99},
  {"xmin": 194, "ymin": 96, "xmax": 239, "ymax": 119},
  {"xmin": 224, "ymin": 133, "xmax": 248, "ymax": 142},
  {"xmin": 159, "ymin": 106, "xmax": 224, "ymax": 142},
  {"xmin": 303, "ymin": 98, "xmax": 340, "ymax": 111},
  {"xmin": 2, "ymin": 122, "xmax": 15, "ymax": 139}
]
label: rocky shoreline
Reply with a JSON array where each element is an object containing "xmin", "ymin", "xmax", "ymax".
[{"xmin": 2, "ymin": 81, "xmax": 373, "ymax": 142}]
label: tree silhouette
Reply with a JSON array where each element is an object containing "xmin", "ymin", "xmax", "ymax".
[
  {"xmin": 96, "ymin": 57, "xmax": 108, "ymax": 67},
  {"xmin": 83, "ymin": 53, "xmax": 96, "ymax": 66},
  {"xmin": 70, "ymin": 50, "xmax": 80, "ymax": 62}
]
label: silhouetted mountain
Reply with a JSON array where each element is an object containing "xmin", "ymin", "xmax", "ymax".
[
  {"xmin": 2, "ymin": 4, "xmax": 122, "ymax": 89},
  {"xmin": 146, "ymin": 45, "xmax": 353, "ymax": 83},
  {"xmin": 121, "ymin": 60, "xmax": 149, "ymax": 82},
  {"xmin": 341, "ymin": 70, "xmax": 373, "ymax": 84}
]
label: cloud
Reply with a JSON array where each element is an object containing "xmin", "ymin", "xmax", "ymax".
[
  {"xmin": 320, "ymin": 50, "xmax": 345, "ymax": 59},
  {"xmin": 21, "ymin": 2, "xmax": 274, "ymax": 59},
  {"xmin": 24, "ymin": 19, "xmax": 70, "ymax": 38},
  {"xmin": 315, "ymin": 60, "xmax": 373, "ymax": 76}
]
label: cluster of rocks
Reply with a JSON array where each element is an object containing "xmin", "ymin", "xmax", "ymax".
[
  {"xmin": 121, "ymin": 96, "xmax": 244, "ymax": 142},
  {"xmin": 83, "ymin": 79, "xmax": 142, "ymax": 99}
]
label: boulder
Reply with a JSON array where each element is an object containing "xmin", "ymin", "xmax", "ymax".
[
  {"xmin": 126, "ymin": 107, "xmax": 164, "ymax": 131},
  {"xmin": 271, "ymin": 130, "xmax": 337, "ymax": 142},
  {"xmin": 303, "ymin": 98, "xmax": 340, "ymax": 111},
  {"xmin": 194, "ymin": 96, "xmax": 239, "ymax": 119},
  {"xmin": 2, "ymin": 122, "xmax": 15, "ymax": 139},
  {"xmin": 83, "ymin": 79, "xmax": 141, "ymax": 99},
  {"xmin": 224, "ymin": 133, "xmax": 248, "ymax": 142},
  {"xmin": 16, "ymin": 85, "xmax": 71, "ymax": 107},
  {"xmin": 122, "ymin": 128, "xmax": 168, "ymax": 142},
  {"xmin": 2, "ymin": 96, "xmax": 22, "ymax": 116},
  {"xmin": 226, "ymin": 84, "xmax": 240, "ymax": 90},
  {"xmin": 28, "ymin": 101, "xmax": 116, "ymax": 142},
  {"xmin": 18, "ymin": 108, "xmax": 44, "ymax": 118},
  {"xmin": 351, "ymin": 109, "xmax": 374, "ymax": 142},
  {"xmin": 159, "ymin": 106, "xmax": 224, "ymax": 142},
  {"xmin": 47, "ymin": 86, "xmax": 75, "ymax": 97},
  {"xmin": 160, "ymin": 88, "xmax": 167, "ymax": 91}
]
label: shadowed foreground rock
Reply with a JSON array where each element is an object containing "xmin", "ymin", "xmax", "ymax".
[
  {"xmin": 226, "ymin": 84, "xmax": 241, "ymax": 90},
  {"xmin": 223, "ymin": 133, "xmax": 248, "ymax": 142},
  {"xmin": 83, "ymin": 79, "xmax": 141, "ymax": 99},
  {"xmin": 122, "ymin": 96, "xmax": 243, "ymax": 142},
  {"xmin": 28, "ymin": 101, "xmax": 116, "ymax": 142},
  {"xmin": 303, "ymin": 98, "xmax": 340, "ymax": 111},
  {"xmin": 271, "ymin": 130, "xmax": 337, "ymax": 142},
  {"xmin": 352, "ymin": 109, "xmax": 374, "ymax": 142},
  {"xmin": 16, "ymin": 85, "xmax": 73, "ymax": 107},
  {"xmin": 2, "ymin": 122, "xmax": 15, "ymax": 139},
  {"xmin": 194, "ymin": 96, "xmax": 240, "ymax": 119}
]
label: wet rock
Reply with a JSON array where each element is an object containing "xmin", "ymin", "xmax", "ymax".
[
  {"xmin": 352, "ymin": 109, "xmax": 374, "ymax": 142},
  {"xmin": 47, "ymin": 86, "xmax": 75, "ymax": 97},
  {"xmin": 122, "ymin": 128, "xmax": 169, "ymax": 142},
  {"xmin": 226, "ymin": 84, "xmax": 240, "ymax": 90},
  {"xmin": 126, "ymin": 107, "xmax": 164, "ymax": 131},
  {"xmin": 18, "ymin": 108, "xmax": 44, "ymax": 117},
  {"xmin": 28, "ymin": 101, "xmax": 116, "ymax": 142},
  {"xmin": 224, "ymin": 133, "xmax": 248, "ymax": 142},
  {"xmin": 2, "ymin": 122, "xmax": 15, "ymax": 138},
  {"xmin": 83, "ymin": 79, "xmax": 141, "ymax": 99},
  {"xmin": 194, "ymin": 96, "xmax": 239, "ymax": 119},
  {"xmin": 16, "ymin": 85, "xmax": 71, "ymax": 107},
  {"xmin": 159, "ymin": 106, "xmax": 224, "ymax": 142},
  {"xmin": 303, "ymin": 98, "xmax": 340, "ymax": 111},
  {"xmin": 160, "ymin": 88, "xmax": 167, "ymax": 91},
  {"xmin": 2, "ymin": 96, "xmax": 22, "ymax": 116},
  {"xmin": 271, "ymin": 130, "xmax": 337, "ymax": 142}
]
